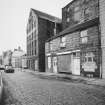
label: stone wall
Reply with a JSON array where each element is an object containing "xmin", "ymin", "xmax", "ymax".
[
  {"xmin": 62, "ymin": 0, "xmax": 99, "ymax": 29},
  {"xmin": 99, "ymin": 0, "xmax": 105, "ymax": 78}
]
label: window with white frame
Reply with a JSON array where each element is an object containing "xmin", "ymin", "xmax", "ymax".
[
  {"xmin": 80, "ymin": 30, "xmax": 88, "ymax": 43},
  {"xmin": 60, "ymin": 36, "xmax": 66, "ymax": 48}
]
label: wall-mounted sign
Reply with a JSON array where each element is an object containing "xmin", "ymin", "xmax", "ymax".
[{"xmin": 82, "ymin": 52, "xmax": 97, "ymax": 72}]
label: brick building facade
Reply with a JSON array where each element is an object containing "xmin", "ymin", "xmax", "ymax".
[
  {"xmin": 26, "ymin": 9, "xmax": 62, "ymax": 72},
  {"xmin": 45, "ymin": 0, "xmax": 101, "ymax": 77}
]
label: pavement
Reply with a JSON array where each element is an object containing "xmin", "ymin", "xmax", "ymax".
[
  {"xmin": 0, "ymin": 71, "xmax": 3, "ymax": 102},
  {"xmin": 24, "ymin": 69, "xmax": 105, "ymax": 87}
]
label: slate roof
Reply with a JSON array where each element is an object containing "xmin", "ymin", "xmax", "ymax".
[
  {"xmin": 31, "ymin": 8, "xmax": 62, "ymax": 23},
  {"xmin": 46, "ymin": 17, "xmax": 99, "ymax": 42}
]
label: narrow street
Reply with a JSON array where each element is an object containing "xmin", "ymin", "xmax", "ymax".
[{"xmin": 1, "ymin": 70, "xmax": 105, "ymax": 105}]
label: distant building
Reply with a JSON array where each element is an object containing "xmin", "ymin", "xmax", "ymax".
[
  {"xmin": 3, "ymin": 50, "xmax": 12, "ymax": 66},
  {"xmin": 21, "ymin": 54, "xmax": 27, "ymax": 69},
  {"xmin": 26, "ymin": 8, "xmax": 62, "ymax": 72},
  {"xmin": 11, "ymin": 47, "xmax": 25, "ymax": 68}
]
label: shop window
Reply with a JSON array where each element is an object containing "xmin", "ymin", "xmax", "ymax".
[{"xmin": 80, "ymin": 30, "xmax": 88, "ymax": 43}]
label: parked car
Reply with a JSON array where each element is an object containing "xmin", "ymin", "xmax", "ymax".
[
  {"xmin": 4, "ymin": 65, "xmax": 14, "ymax": 73},
  {"xmin": 0, "ymin": 65, "xmax": 5, "ymax": 70}
]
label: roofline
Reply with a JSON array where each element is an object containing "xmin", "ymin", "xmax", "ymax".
[
  {"xmin": 46, "ymin": 17, "xmax": 99, "ymax": 42},
  {"xmin": 62, "ymin": 0, "xmax": 76, "ymax": 10},
  {"xmin": 31, "ymin": 8, "xmax": 62, "ymax": 23}
]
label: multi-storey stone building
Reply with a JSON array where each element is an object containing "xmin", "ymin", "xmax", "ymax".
[
  {"xmin": 99, "ymin": 0, "xmax": 105, "ymax": 78},
  {"xmin": 26, "ymin": 9, "xmax": 62, "ymax": 72},
  {"xmin": 11, "ymin": 47, "xmax": 25, "ymax": 68},
  {"xmin": 45, "ymin": 0, "xmax": 103, "ymax": 77}
]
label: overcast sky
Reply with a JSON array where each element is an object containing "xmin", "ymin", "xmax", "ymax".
[{"xmin": 0, "ymin": 0, "xmax": 72, "ymax": 55}]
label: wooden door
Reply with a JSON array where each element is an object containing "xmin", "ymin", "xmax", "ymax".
[{"xmin": 72, "ymin": 58, "xmax": 80, "ymax": 75}]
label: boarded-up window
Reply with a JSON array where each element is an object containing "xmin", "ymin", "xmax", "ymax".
[{"xmin": 58, "ymin": 54, "xmax": 71, "ymax": 73}]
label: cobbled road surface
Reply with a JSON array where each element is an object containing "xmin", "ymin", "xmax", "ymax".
[{"xmin": 1, "ymin": 71, "xmax": 105, "ymax": 105}]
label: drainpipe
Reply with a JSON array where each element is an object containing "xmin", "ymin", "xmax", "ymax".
[
  {"xmin": 98, "ymin": 0, "xmax": 103, "ymax": 79},
  {"xmin": 98, "ymin": 24, "xmax": 102, "ymax": 79}
]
